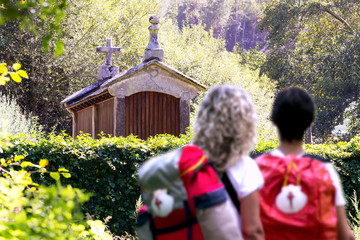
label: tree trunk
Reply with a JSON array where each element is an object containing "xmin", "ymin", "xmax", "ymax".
[{"xmin": 242, "ymin": 16, "xmax": 246, "ymax": 47}]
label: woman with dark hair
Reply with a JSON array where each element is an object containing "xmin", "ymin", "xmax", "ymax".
[{"xmin": 255, "ymin": 87, "xmax": 354, "ymax": 240}]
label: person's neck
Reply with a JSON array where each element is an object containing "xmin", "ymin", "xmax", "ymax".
[{"xmin": 278, "ymin": 139, "xmax": 305, "ymax": 156}]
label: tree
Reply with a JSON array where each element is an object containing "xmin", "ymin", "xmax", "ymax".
[
  {"xmin": 2, "ymin": 0, "xmax": 277, "ymax": 142},
  {"xmin": 158, "ymin": 0, "xmax": 270, "ymax": 51},
  {"xmin": 0, "ymin": 0, "xmax": 67, "ymax": 55},
  {"xmin": 258, "ymin": 0, "xmax": 360, "ymax": 141},
  {"xmin": 0, "ymin": 60, "xmax": 112, "ymax": 240},
  {"xmin": 160, "ymin": 21, "xmax": 277, "ymax": 141},
  {"xmin": 1, "ymin": 0, "xmax": 158, "ymax": 133}
]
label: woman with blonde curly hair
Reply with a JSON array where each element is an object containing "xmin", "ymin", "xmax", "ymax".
[{"xmin": 192, "ymin": 85, "xmax": 265, "ymax": 240}]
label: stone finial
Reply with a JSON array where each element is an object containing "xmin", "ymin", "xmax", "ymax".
[
  {"xmin": 142, "ymin": 15, "xmax": 164, "ymax": 62},
  {"xmin": 96, "ymin": 39, "xmax": 121, "ymax": 81}
]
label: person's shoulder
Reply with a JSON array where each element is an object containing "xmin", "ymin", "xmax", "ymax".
[
  {"xmin": 242, "ymin": 155, "xmax": 261, "ymax": 168},
  {"xmin": 227, "ymin": 155, "xmax": 260, "ymax": 175}
]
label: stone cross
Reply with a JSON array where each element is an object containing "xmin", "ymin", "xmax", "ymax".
[{"xmin": 96, "ymin": 39, "xmax": 121, "ymax": 66}]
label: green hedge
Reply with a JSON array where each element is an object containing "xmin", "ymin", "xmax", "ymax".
[
  {"xmin": 305, "ymin": 136, "xmax": 360, "ymax": 214},
  {"xmin": 0, "ymin": 132, "xmax": 190, "ymax": 236},
  {"xmin": 1, "ymin": 133, "xmax": 359, "ymax": 234}
]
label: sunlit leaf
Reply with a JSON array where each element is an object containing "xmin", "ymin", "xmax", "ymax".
[
  {"xmin": 12, "ymin": 63, "xmax": 21, "ymax": 71},
  {"xmin": 0, "ymin": 64, "xmax": 7, "ymax": 74},
  {"xmin": 1, "ymin": 158, "xmax": 7, "ymax": 167},
  {"xmin": 55, "ymin": 41, "xmax": 64, "ymax": 57},
  {"xmin": 14, "ymin": 156, "xmax": 25, "ymax": 162},
  {"xmin": 39, "ymin": 159, "xmax": 49, "ymax": 168},
  {"xmin": 0, "ymin": 76, "xmax": 10, "ymax": 82},
  {"xmin": 50, "ymin": 172, "xmax": 60, "ymax": 181},
  {"xmin": 58, "ymin": 168, "xmax": 68, "ymax": 172},
  {"xmin": 62, "ymin": 173, "xmax": 71, "ymax": 178},
  {"xmin": 42, "ymin": 35, "xmax": 52, "ymax": 53},
  {"xmin": 20, "ymin": 161, "xmax": 34, "ymax": 168},
  {"xmin": 18, "ymin": 70, "xmax": 29, "ymax": 79},
  {"xmin": 10, "ymin": 72, "xmax": 22, "ymax": 83}
]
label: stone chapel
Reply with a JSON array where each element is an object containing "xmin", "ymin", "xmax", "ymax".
[{"xmin": 61, "ymin": 16, "xmax": 205, "ymax": 140}]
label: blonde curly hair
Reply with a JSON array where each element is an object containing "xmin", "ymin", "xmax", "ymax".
[{"xmin": 192, "ymin": 85, "xmax": 257, "ymax": 173}]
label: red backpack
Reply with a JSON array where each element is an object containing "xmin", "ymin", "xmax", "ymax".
[
  {"xmin": 255, "ymin": 153, "xmax": 338, "ymax": 240},
  {"xmin": 136, "ymin": 145, "xmax": 243, "ymax": 240}
]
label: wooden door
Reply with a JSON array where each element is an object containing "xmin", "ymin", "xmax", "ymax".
[
  {"xmin": 96, "ymin": 98, "xmax": 114, "ymax": 138},
  {"xmin": 125, "ymin": 91, "xmax": 180, "ymax": 139},
  {"xmin": 75, "ymin": 107, "xmax": 93, "ymax": 136}
]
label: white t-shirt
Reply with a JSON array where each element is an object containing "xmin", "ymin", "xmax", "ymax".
[
  {"xmin": 270, "ymin": 149, "xmax": 346, "ymax": 206},
  {"xmin": 226, "ymin": 156, "xmax": 264, "ymax": 200},
  {"xmin": 226, "ymin": 155, "xmax": 264, "ymax": 231}
]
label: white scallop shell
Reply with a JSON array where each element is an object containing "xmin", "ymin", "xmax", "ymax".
[
  {"xmin": 151, "ymin": 189, "xmax": 174, "ymax": 217},
  {"xmin": 275, "ymin": 184, "xmax": 308, "ymax": 214}
]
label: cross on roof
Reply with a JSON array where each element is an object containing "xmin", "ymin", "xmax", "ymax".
[{"xmin": 96, "ymin": 39, "xmax": 121, "ymax": 65}]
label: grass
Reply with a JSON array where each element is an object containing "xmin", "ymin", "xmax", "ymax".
[{"xmin": 350, "ymin": 191, "xmax": 360, "ymax": 239}]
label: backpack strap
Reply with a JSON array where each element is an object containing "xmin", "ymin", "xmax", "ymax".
[
  {"xmin": 192, "ymin": 161, "xmax": 241, "ymax": 213},
  {"xmin": 257, "ymin": 151, "xmax": 331, "ymax": 164},
  {"xmin": 303, "ymin": 154, "xmax": 331, "ymax": 163},
  {"xmin": 221, "ymin": 172, "xmax": 240, "ymax": 214},
  {"xmin": 184, "ymin": 200, "xmax": 196, "ymax": 240},
  {"xmin": 150, "ymin": 202, "xmax": 198, "ymax": 237}
]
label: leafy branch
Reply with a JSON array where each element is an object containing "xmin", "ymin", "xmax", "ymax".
[
  {"xmin": 0, "ymin": 155, "xmax": 71, "ymax": 185},
  {"xmin": 322, "ymin": 6, "xmax": 355, "ymax": 35},
  {"xmin": 0, "ymin": 63, "xmax": 29, "ymax": 85}
]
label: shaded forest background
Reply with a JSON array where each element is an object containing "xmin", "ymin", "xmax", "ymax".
[{"xmin": 1, "ymin": 0, "xmax": 360, "ymax": 143}]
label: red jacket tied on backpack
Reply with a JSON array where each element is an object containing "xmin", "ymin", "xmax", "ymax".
[{"xmin": 136, "ymin": 145, "xmax": 243, "ymax": 240}]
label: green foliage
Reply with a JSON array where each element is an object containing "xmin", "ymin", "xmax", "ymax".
[
  {"xmin": 252, "ymin": 139, "xmax": 278, "ymax": 157},
  {"xmin": 159, "ymin": 0, "xmax": 269, "ymax": 50},
  {"xmin": 258, "ymin": 0, "xmax": 360, "ymax": 141},
  {"xmin": 0, "ymin": 132, "xmax": 190, "ymax": 235},
  {"xmin": 1, "ymin": 0, "xmax": 274, "ymax": 140},
  {"xmin": 0, "ymin": 178, "xmax": 90, "ymax": 239},
  {"xmin": 0, "ymin": 62, "xmax": 28, "ymax": 85},
  {"xmin": 3, "ymin": 132, "xmax": 360, "ymax": 235},
  {"xmin": 303, "ymin": 136, "xmax": 360, "ymax": 223},
  {"xmin": 0, "ymin": 0, "xmax": 158, "ymax": 134},
  {"xmin": 60, "ymin": 0, "xmax": 159, "ymax": 83},
  {"xmin": 0, "ymin": 155, "xmax": 112, "ymax": 239},
  {"xmin": 161, "ymin": 20, "xmax": 277, "ymax": 142},
  {"xmin": 235, "ymin": 46, "xmax": 266, "ymax": 71},
  {"xmin": 349, "ymin": 191, "xmax": 360, "ymax": 239},
  {"xmin": 304, "ymin": 136, "xmax": 360, "ymax": 208},
  {"xmin": 0, "ymin": 93, "xmax": 42, "ymax": 137},
  {"xmin": 0, "ymin": 0, "xmax": 67, "ymax": 55}
]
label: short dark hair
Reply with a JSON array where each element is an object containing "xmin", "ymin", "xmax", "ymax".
[{"xmin": 271, "ymin": 87, "xmax": 315, "ymax": 142}]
